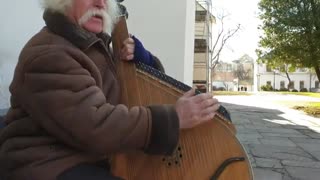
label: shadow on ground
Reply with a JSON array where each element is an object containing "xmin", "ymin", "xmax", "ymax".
[{"xmin": 221, "ymin": 102, "xmax": 320, "ymax": 180}]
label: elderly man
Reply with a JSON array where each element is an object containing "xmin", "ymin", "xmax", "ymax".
[{"xmin": 0, "ymin": 0, "xmax": 220, "ymax": 179}]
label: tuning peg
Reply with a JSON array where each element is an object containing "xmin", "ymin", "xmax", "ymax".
[{"xmin": 118, "ymin": 4, "xmax": 129, "ymax": 19}]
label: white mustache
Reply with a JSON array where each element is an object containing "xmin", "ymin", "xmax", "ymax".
[
  {"xmin": 77, "ymin": 0, "xmax": 120, "ymax": 34},
  {"xmin": 78, "ymin": 8, "xmax": 108, "ymax": 26}
]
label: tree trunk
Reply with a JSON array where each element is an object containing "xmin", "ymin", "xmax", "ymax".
[
  {"xmin": 285, "ymin": 71, "xmax": 292, "ymax": 89},
  {"xmin": 314, "ymin": 64, "xmax": 320, "ymax": 82}
]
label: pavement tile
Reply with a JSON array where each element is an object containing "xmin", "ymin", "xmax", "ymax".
[
  {"xmin": 297, "ymin": 129, "xmax": 320, "ymax": 139},
  {"xmin": 282, "ymin": 160, "xmax": 320, "ymax": 168},
  {"xmin": 257, "ymin": 128, "xmax": 301, "ymax": 134},
  {"xmin": 259, "ymin": 138, "xmax": 296, "ymax": 147},
  {"xmin": 250, "ymin": 144, "xmax": 314, "ymax": 162},
  {"xmin": 255, "ymin": 157, "xmax": 283, "ymax": 168},
  {"xmin": 260, "ymin": 132, "xmax": 308, "ymax": 138},
  {"xmin": 253, "ymin": 168, "xmax": 282, "ymax": 180},
  {"xmin": 285, "ymin": 166, "xmax": 320, "ymax": 180},
  {"xmin": 218, "ymin": 95, "xmax": 320, "ymax": 180}
]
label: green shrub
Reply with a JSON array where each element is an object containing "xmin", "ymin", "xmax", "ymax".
[
  {"xmin": 292, "ymin": 89, "xmax": 298, "ymax": 92},
  {"xmin": 279, "ymin": 88, "xmax": 288, "ymax": 91},
  {"xmin": 261, "ymin": 84, "xmax": 273, "ymax": 91},
  {"xmin": 300, "ymin": 88, "xmax": 308, "ymax": 92}
]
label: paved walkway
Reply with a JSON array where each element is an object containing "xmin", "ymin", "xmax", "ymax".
[{"xmin": 217, "ymin": 95, "xmax": 320, "ymax": 180}]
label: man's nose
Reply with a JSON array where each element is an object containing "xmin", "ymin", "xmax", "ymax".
[{"xmin": 94, "ymin": 0, "xmax": 106, "ymax": 9}]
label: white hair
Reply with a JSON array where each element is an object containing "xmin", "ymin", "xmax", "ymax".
[
  {"xmin": 40, "ymin": 0, "xmax": 120, "ymax": 34},
  {"xmin": 40, "ymin": 0, "xmax": 73, "ymax": 14}
]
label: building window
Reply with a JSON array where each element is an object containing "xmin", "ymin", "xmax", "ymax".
[
  {"xmin": 194, "ymin": 39, "xmax": 207, "ymax": 53},
  {"xmin": 216, "ymin": 64, "xmax": 223, "ymax": 72},
  {"xmin": 227, "ymin": 64, "xmax": 232, "ymax": 72},
  {"xmin": 195, "ymin": 10, "xmax": 207, "ymax": 22},
  {"xmin": 316, "ymin": 81, "xmax": 319, "ymax": 88},
  {"xmin": 280, "ymin": 81, "xmax": 285, "ymax": 89},
  {"xmin": 267, "ymin": 81, "xmax": 271, "ymax": 86},
  {"xmin": 289, "ymin": 81, "xmax": 295, "ymax": 89},
  {"xmin": 300, "ymin": 81, "xmax": 304, "ymax": 89}
]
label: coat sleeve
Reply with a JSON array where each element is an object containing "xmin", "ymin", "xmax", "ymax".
[{"xmin": 19, "ymin": 48, "xmax": 179, "ymax": 155}]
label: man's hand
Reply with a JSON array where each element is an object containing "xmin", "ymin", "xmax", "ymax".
[
  {"xmin": 120, "ymin": 37, "xmax": 135, "ymax": 61},
  {"xmin": 175, "ymin": 89, "xmax": 220, "ymax": 129}
]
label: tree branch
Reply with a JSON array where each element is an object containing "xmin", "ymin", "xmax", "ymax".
[{"xmin": 211, "ymin": 23, "xmax": 241, "ymax": 69}]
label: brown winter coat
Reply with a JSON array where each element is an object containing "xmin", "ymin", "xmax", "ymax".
[{"xmin": 0, "ymin": 11, "xmax": 179, "ymax": 180}]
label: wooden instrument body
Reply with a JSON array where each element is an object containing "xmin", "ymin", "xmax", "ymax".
[{"xmin": 110, "ymin": 13, "xmax": 253, "ymax": 180}]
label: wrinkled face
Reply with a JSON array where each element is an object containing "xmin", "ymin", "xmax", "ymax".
[{"xmin": 66, "ymin": 0, "xmax": 107, "ymax": 33}]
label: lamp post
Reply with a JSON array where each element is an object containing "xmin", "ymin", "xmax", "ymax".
[
  {"xmin": 257, "ymin": 74, "xmax": 260, "ymax": 91},
  {"xmin": 273, "ymin": 71, "xmax": 275, "ymax": 91},
  {"xmin": 273, "ymin": 69, "xmax": 279, "ymax": 91}
]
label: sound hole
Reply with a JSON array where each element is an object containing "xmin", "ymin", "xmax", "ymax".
[{"xmin": 162, "ymin": 145, "xmax": 183, "ymax": 167}]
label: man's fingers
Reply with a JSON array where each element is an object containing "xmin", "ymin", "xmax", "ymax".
[
  {"xmin": 121, "ymin": 44, "xmax": 134, "ymax": 60},
  {"xmin": 126, "ymin": 54, "xmax": 134, "ymax": 60},
  {"xmin": 192, "ymin": 93, "xmax": 212, "ymax": 103},
  {"xmin": 202, "ymin": 112, "xmax": 216, "ymax": 122},
  {"xmin": 120, "ymin": 37, "xmax": 135, "ymax": 60},
  {"xmin": 201, "ymin": 103, "xmax": 220, "ymax": 118},
  {"xmin": 123, "ymin": 37, "xmax": 135, "ymax": 45},
  {"xmin": 200, "ymin": 98, "xmax": 218, "ymax": 109},
  {"xmin": 122, "ymin": 44, "xmax": 134, "ymax": 54},
  {"xmin": 183, "ymin": 89, "xmax": 195, "ymax": 98}
]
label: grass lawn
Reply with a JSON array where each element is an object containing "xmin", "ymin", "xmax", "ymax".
[
  {"xmin": 277, "ymin": 101, "xmax": 320, "ymax": 118},
  {"xmin": 212, "ymin": 91, "xmax": 320, "ymax": 98},
  {"xmin": 293, "ymin": 102, "xmax": 320, "ymax": 118},
  {"xmin": 212, "ymin": 91, "xmax": 253, "ymax": 96},
  {"xmin": 276, "ymin": 92, "xmax": 320, "ymax": 98}
]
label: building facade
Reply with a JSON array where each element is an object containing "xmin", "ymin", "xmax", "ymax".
[
  {"xmin": 193, "ymin": 0, "xmax": 215, "ymax": 92},
  {"xmin": 212, "ymin": 56, "xmax": 254, "ymax": 91},
  {"xmin": 256, "ymin": 64, "xmax": 320, "ymax": 92}
]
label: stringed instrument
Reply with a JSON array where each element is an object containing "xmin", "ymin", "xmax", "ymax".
[{"xmin": 110, "ymin": 2, "xmax": 253, "ymax": 180}]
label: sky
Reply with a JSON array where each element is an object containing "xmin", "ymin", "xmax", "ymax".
[{"xmin": 212, "ymin": 0, "xmax": 262, "ymax": 62}]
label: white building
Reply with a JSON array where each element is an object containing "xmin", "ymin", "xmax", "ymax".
[
  {"xmin": 193, "ymin": 0, "xmax": 215, "ymax": 92},
  {"xmin": 255, "ymin": 64, "xmax": 320, "ymax": 92},
  {"xmin": 124, "ymin": 0, "xmax": 195, "ymax": 86}
]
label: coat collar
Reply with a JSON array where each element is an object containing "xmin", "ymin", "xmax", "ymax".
[{"xmin": 43, "ymin": 10, "xmax": 112, "ymax": 50}]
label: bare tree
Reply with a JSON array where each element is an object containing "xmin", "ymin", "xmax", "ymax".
[
  {"xmin": 210, "ymin": 14, "xmax": 241, "ymax": 71},
  {"xmin": 207, "ymin": 13, "xmax": 241, "ymax": 92}
]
